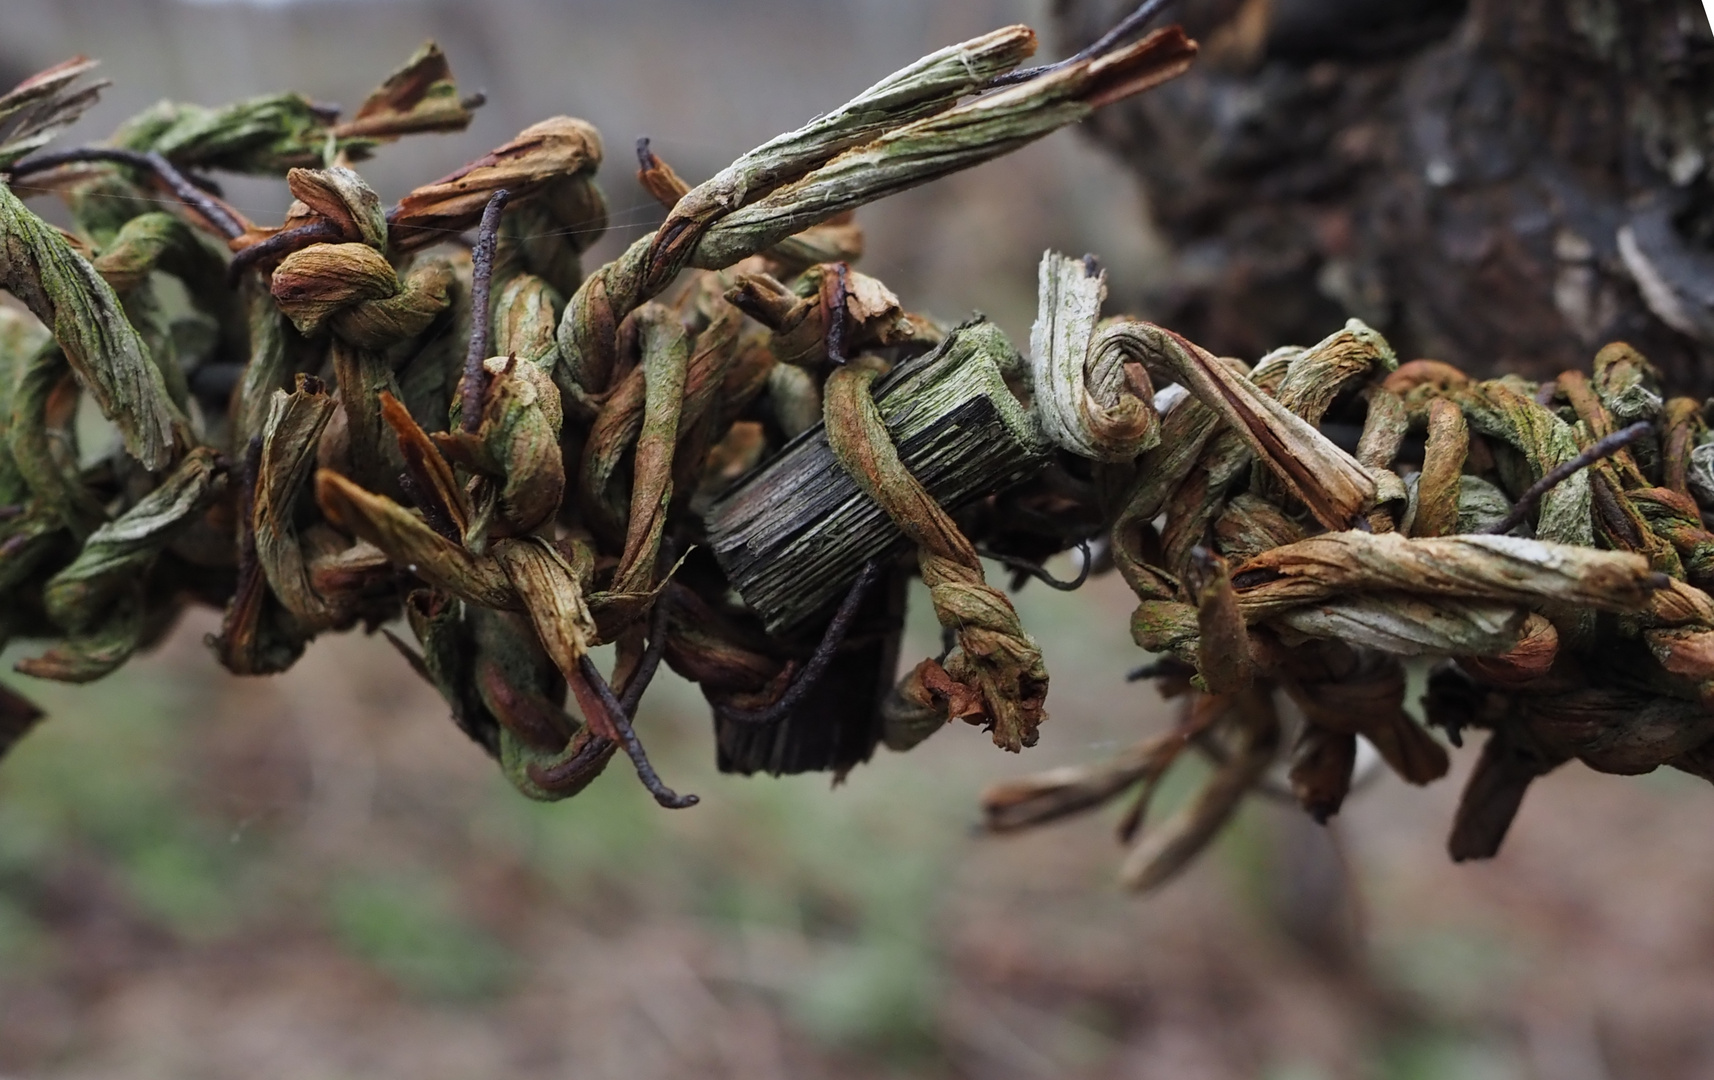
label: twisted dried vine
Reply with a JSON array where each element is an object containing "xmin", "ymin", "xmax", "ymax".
[{"xmin": 3, "ymin": 18, "xmax": 1714, "ymax": 900}]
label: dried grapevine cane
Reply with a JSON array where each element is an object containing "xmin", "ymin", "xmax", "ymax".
[
  {"xmin": 983, "ymin": 252, "xmax": 1714, "ymax": 890},
  {"xmin": 0, "ymin": 13, "xmax": 1202, "ymax": 805},
  {"xmin": 8, "ymin": 11, "xmax": 1713, "ymax": 896}
]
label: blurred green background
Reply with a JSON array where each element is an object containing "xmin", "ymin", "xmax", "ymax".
[{"xmin": 3, "ymin": 1, "xmax": 1714, "ymax": 1077}]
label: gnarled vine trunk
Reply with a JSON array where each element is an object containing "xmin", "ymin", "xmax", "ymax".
[{"xmin": 1055, "ymin": 0, "xmax": 1714, "ymax": 389}]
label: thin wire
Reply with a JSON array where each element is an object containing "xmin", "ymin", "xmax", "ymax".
[
  {"xmin": 978, "ymin": 539, "xmax": 1093, "ymax": 592},
  {"xmin": 717, "ymin": 559, "xmax": 885, "ymax": 727},
  {"xmin": 1484, "ymin": 421, "xmax": 1654, "ymax": 536}
]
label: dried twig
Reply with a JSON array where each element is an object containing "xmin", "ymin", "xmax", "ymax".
[
  {"xmin": 578, "ymin": 654, "xmax": 698, "ymax": 809},
  {"xmin": 1484, "ymin": 420, "xmax": 1654, "ymax": 536},
  {"xmin": 717, "ymin": 559, "xmax": 885, "ymax": 727},
  {"xmin": 12, "ymin": 146, "xmax": 245, "ymax": 239},
  {"xmin": 461, "ymin": 188, "xmax": 511, "ymax": 433}
]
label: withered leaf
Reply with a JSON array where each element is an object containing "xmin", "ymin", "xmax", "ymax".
[
  {"xmin": 255, "ymin": 378, "xmax": 341, "ymax": 623},
  {"xmin": 0, "ymin": 56, "xmax": 107, "ymax": 169},
  {"xmin": 1114, "ymin": 320, "xmax": 1375, "ymax": 530},
  {"xmin": 334, "ymin": 41, "xmax": 479, "ymax": 142},
  {"xmin": 390, "ymin": 117, "xmax": 603, "ymax": 251},
  {"xmin": 1119, "ymin": 686, "xmax": 1278, "ymax": 893},
  {"xmin": 16, "ymin": 585, "xmax": 145, "ymax": 683},
  {"xmin": 981, "ymin": 729, "xmax": 1185, "ymax": 833},
  {"xmin": 689, "ymin": 28, "xmax": 1197, "ymax": 270},
  {"xmin": 315, "ymin": 469, "xmax": 516, "ymax": 609},
  {"xmin": 43, "ymin": 447, "xmax": 226, "ymax": 630},
  {"xmin": 1029, "ymin": 251, "xmax": 1159, "ymax": 462},
  {"xmin": 0, "ymin": 183, "xmax": 187, "ymax": 470},
  {"xmin": 1274, "ymin": 595, "xmax": 1528, "ymax": 658}
]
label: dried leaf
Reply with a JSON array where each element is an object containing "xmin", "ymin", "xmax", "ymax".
[
  {"xmin": 112, "ymin": 93, "xmax": 336, "ymax": 175},
  {"xmin": 1413, "ymin": 397, "xmax": 1468, "ymax": 538},
  {"xmin": 381, "ymin": 389, "xmax": 467, "ymax": 538},
  {"xmin": 390, "ymin": 117, "xmax": 603, "ymax": 251},
  {"xmin": 492, "ymin": 273, "xmax": 562, "ymax": 371},
  {"xmin": 283, "ymin": 166, "xmax": 388, "ymax": 249},
  {"xmin": 689, "ymin": 28, "xmax": 1196, "ymax": 269},
  {"xmin": 255, "ymin": 377, "xmax": 342, "ymax": 623},
  {"xmin": 271, "ymin": 242, "xmax": 449, "ymax": 345},
  {"xmin": 1116, "ymin": 321, "xmax": 1375, "ymax": 530},
  {"xmin": 440, "ymin": 357, "xmax": 564, "ymax": 539},
  {"xmin": 1458, "ymin": 612, "xmax": 1560, "ymax": 688},
  {"xmin": 1191, "ymin": 549, "xmax": 1250, "ymax": 693},
  {"xmin": 612, "ymin": 308, "xmax": 689, "ymax": 597},
  {"xmin": 1445, "ymin": 379, "xmax": 1593, "ymax": 545},
  {"xmin": 0, "ymin": 56, "xmax": 106, "ymax": 169},
  {"xmin": 1448, "ymin": 728, "xmax": 1563, "ymax": 862},
  {"xmin": 658, "ymin": 25, "xmax": 1042, "ymax": 271},
  {"xmin": 315, "ymin": 468, "xmax": 516, "ymax": 609},
  {"xmin": 16, "ymin": 585, "xmax": 145, "ymax": 683},
  {"xmin": 43, "ymin": 447, "xmax": 226, "ymax": 629},
  {"xmin": 0, "ymin": 183, "xmax": 187, "ymax": 469},
  {"xmin": 334, "ymin": 41, "xmax": 478, "ymax": 141},
  {"xmin": 1119, "ymin": 686, "xmax": 1278, "ymax": 892},
  {"xmin": 1274, "ymin": 595, "xmax": 1528, "ymax": 657},
  {"xmin": 1289, "ymin": 724, "xmax": 1356, "ymax": 823},
  {"xmin": 981, "ymin": 729, "xmax": 1184, "ymax": 832},
  {"xmin": 1285, "ymin": 654, "xmax": 1448, "ymax": 785}
]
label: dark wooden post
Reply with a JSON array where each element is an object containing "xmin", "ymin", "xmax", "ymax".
[{"xmin": 704, "ymin": 319, "xmax": 1049, "ymax": 634}]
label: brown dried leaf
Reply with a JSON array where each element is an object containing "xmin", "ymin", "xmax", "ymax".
[
  {"xmin": 1413, "ymin": 397, "xmax": 1467, "ymax": 538},
  {"xmin": 1191, "ymin": 549, "xmax": 1251, "ymax": 693},
  {"xmin": 1458, "ymin": 613, "xmax": 1559, "ymax": 688},
  {"xmin": 390, "ymin": 117, "xmax": 603, "ymax": 251},
  {"xmin": 0, "ymin": 56, "xmax": 107, "ymax": 168},
  {"xmin": 1289, "ymin": 724, "xmax": 1356, "ymax": 823},
  {"xmin": 315, "ymin": 469, "xmax": 516, "ymax": 609},
  {"xmin": 255, "ymin": 377, "xmax": 340, "ymax": 623},
  {"xmin": 981, "ymin": 729, "xmax": 1185, "ymax": 832},
  {"xmin": 284, "ymin": 167, "xmax": 388, "ymax": 249},
  {"xmin": 1030, "ymin": 251, "xmax": 1159, "ymax": 461},
  {"xmin": 334, "ymin": 41, "xmax": 478, "ymax": 141},
  {"xmin": 1116, "ymin": 321, "xmax": 1375, "ymax": 530}
]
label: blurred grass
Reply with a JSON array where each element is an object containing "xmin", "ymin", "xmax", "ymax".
[
  {"xmin": 0, "ymin": 648, "xmax": 246, "ymax": 940},
  {"xmin": 1379, "ymin": 1036, "xmax": 1522, "ymax": 1080},
  {"xmin": 327, "ymin": 871, "xmax": 518, "ymax": 1000},
  {"xmin": 4, "ymin": 527, "xmax": 1711, "ymax": 1078},
  {"xmin": 0, "ymin": 560, "xmax": 1155, "ymax": 1064}
]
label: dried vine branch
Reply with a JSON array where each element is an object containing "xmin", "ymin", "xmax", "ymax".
[{"xmin": 3, "ymin": 20, "xmax": 1714, "ymax": 899}]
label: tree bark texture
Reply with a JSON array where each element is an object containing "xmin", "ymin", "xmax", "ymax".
[{"xmin": 1054, "ymin": 0, "xmax": 1714, "ymax": 391}]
